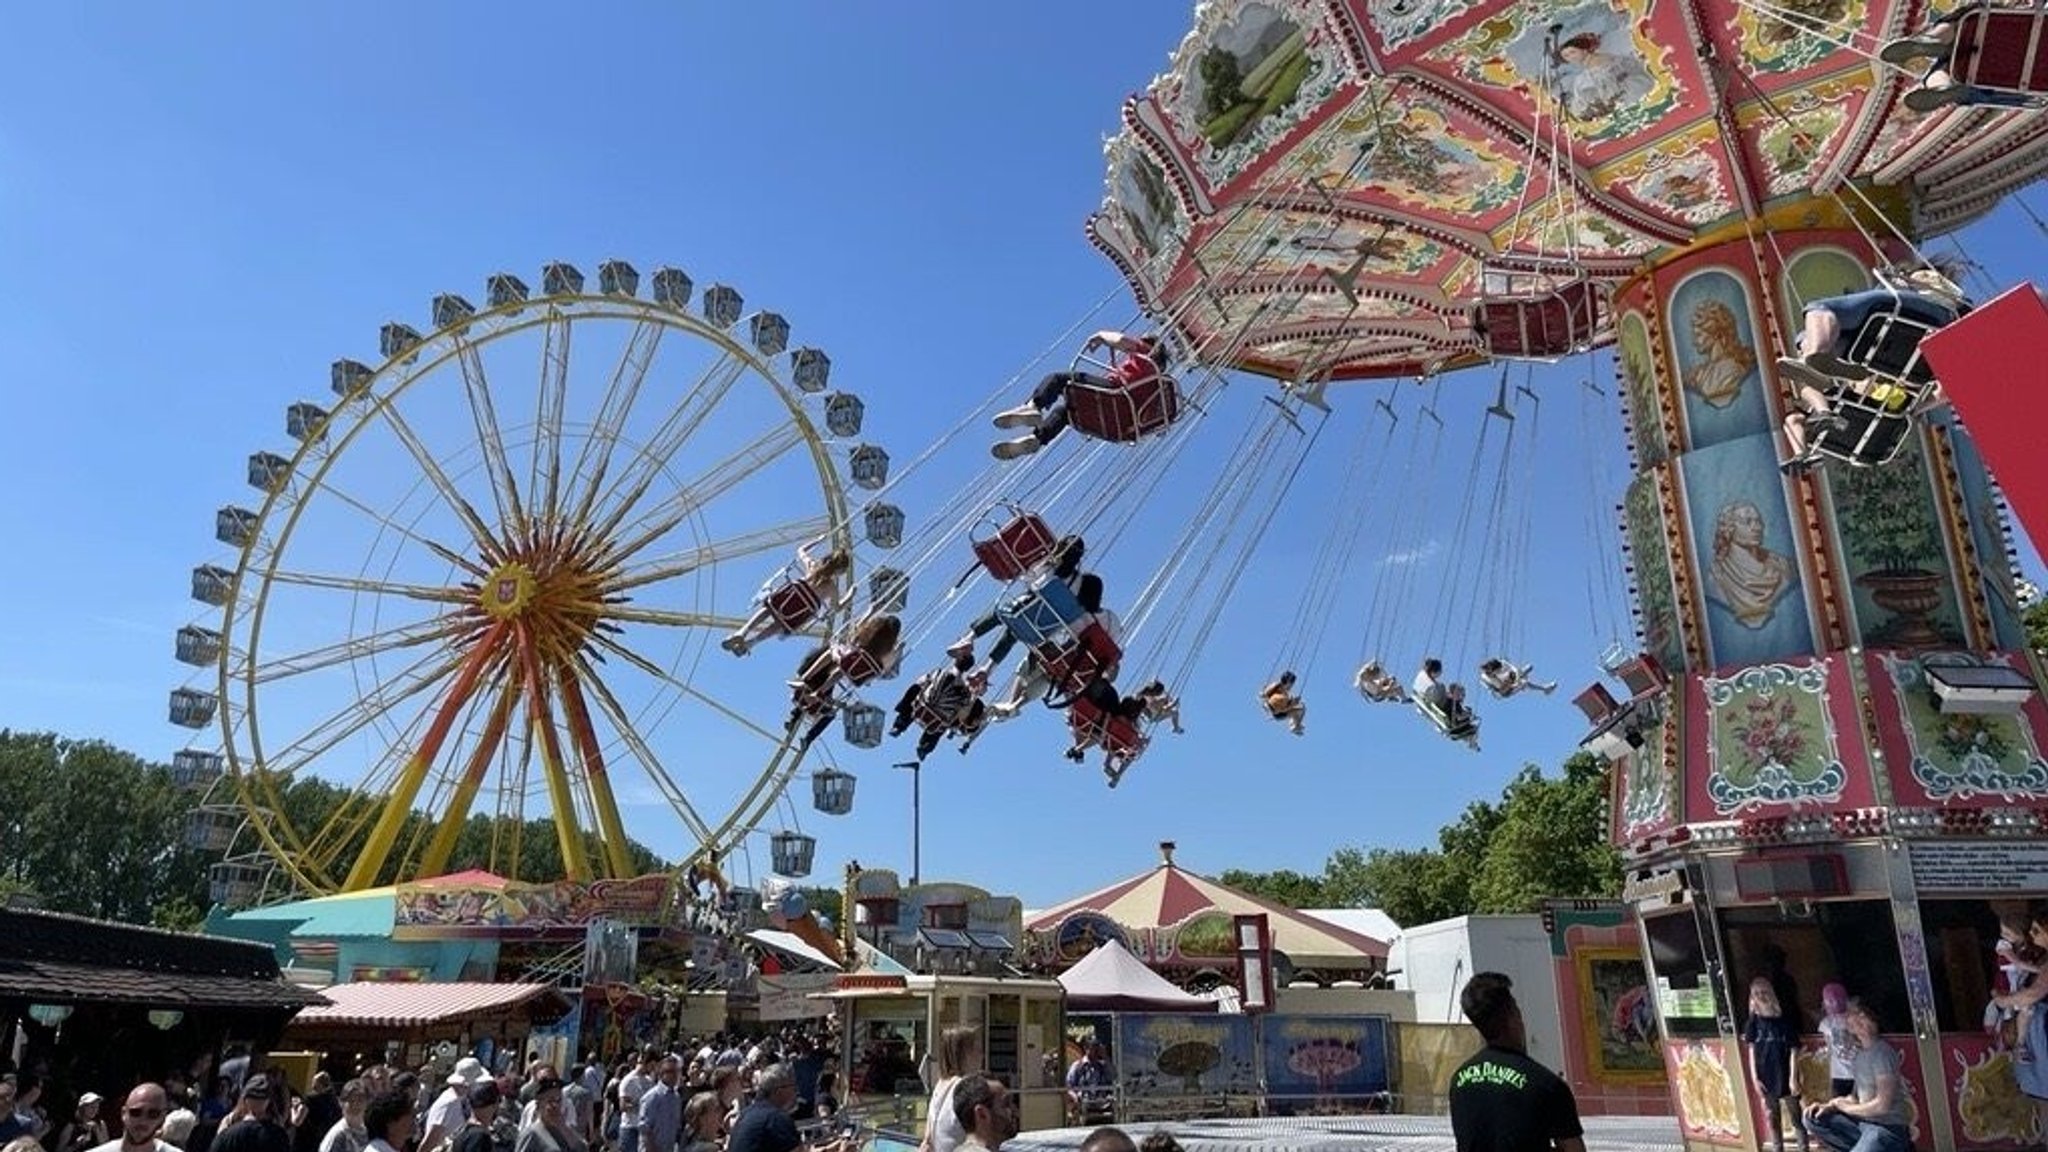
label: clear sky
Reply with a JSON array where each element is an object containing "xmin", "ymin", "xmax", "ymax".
[{"xmin": 2, "ymin": 3, "xmax": 2042, "ymax": 912}]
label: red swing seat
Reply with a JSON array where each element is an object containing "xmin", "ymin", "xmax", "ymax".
[
  {"xmin": 1477, "ymin": 278, "xmax": 1603, "ymax": 359},
  {"xmin": 1068, "ymin": 697, "xmax": 1147, "ymax": 758},
  {"xmin": 1064, "ymin": 374, "xmax": 1183, "ymax": 443},
  {"xmin": 909, "ymin": 689, "xmax": 955, "ymax": 731},
  {"xmin": 1037, "ymin": 621, "xmax": 1123, "ymax": 696},
  {"xmin": 838, "ymin": 646, "xmax": 888, "ymax": 687},
  {"xmin": 971, "ymin": 509, "xmax": 1057, "ymax": 581},
  {"xmin": 1953, "ymin": 7, "xmax": 2048, "ymax": 95},
  {"xmin": 764, "ymin": 578, "xmax": 825, "ymax": 632}
]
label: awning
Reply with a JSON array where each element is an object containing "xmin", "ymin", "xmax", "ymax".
[
  {"xmin": 289, "ymin": 982, "xmax": 566, "ymax": 1028},
  {"xmin": 0, "ymin": 907, "xmax": 323, "ymax": 1011},
  {"xmin": 0, "ymin": 957, "xmax": 325, "ymax": 1011}
]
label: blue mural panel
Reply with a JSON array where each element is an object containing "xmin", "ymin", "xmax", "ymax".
[
  {"xmin": 1942, "ymin": 417, "xmax": 2025, "ymax": 650},
  {"xmin": 1680, "ymin": 434, "xmax": 1814, "ymax": 666},
  {"xmin": 1262, "ymin": 1015, "xmax": 1391, "ymax": 1115},
  {"xmin": 1669, "ymin": 268, "xmax": 1772, "ymax": 451},
  {"xmin": 1115, "ymin": 1013, "xmax": 1258, "ymax": 1116}
]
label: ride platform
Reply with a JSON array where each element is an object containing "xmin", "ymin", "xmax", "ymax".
[{"xmin": 1006, "ymin": 1115, "xmax": 1682, "ymax": 1152}]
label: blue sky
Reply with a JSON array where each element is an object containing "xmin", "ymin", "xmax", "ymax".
[{"xmin": 2, "ymin": 3, "xmax": 2042, "ymax": 913}]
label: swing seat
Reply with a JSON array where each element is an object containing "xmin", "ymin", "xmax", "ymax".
[
  {"xmin": 972, "ymin": 510, "xmax": 1057, "ymax": 581},
  {"xmin": 1069, "ymin": 697, "xmax": 1147, "ymax": 757},
  {"xmin": 1954, "ymin": 8, "xmax": 2048, "ymax": 95},
  {"xmin": 1843, "ymin": 305, "xmax": 1943, "ymax": 387},
  {"xmin": 838, "ymin": 646, "xmax": 888, "ymax": 687},
  {"xmin": 1038, "ymin": 622, "xmax": 1123, "ymax": 695},
  {"xmin": 764, "ymin": 578, "xmax": 825, "ymax": 632},
  {"xmin": 1064, "ymin": 373, "xmax": 1183, "ymax": 443},
  {"xmin": 1477, "ymin": 279, "xmax": 1602, "ymax": 359},
  {"xmin": 910, "ymin": 691, "xmax": 956, "ymax": 732},
  {"xmin": 1808, "ymin": 391, "xmax": 1916, "ymax": 466},
  {"xmin": 1416, "ymin": 698, "xmax": 1479, "ymax": 742},
  {"xmin": 995, "ymin": 575, "xmax": 1088, "ymax": 648}
]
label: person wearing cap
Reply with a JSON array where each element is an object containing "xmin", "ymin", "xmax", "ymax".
[
  {"xmin": 419, "ymin": 1061, "xmax": 490, "ymax": 1152},
  {"xmin": 208, "ymin": 1077, "xmax": 292, "ymax": 1152},
  {"xmin": 88, "ymin": 1083, "xmax": 179, "ymax": 1152},
  {"xmin": 58, "ymin": 1092, "xmax": 108, "ymax": 1152},
  {"xmin": 449, "ymin": 1081, "xmax": 502, "ymax": 1152}
]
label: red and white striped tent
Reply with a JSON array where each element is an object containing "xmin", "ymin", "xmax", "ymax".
[{"xmin": 1026, "ymin": 843, "xmax": 1388, "ymax": 975}]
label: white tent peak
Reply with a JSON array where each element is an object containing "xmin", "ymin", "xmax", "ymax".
[{"xmin": 1057, "ymin": 937, "xmax": 1216, "ymax": 1013}]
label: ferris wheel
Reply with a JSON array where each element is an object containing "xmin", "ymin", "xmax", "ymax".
[{"xmin": 168, "ymin": 260, "xmax": 899, "ymax": 903}]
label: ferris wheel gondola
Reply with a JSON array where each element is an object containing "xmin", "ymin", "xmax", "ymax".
[{"xmin": 169, "ymin": 259, "xmax": 889, "ymax": 903}]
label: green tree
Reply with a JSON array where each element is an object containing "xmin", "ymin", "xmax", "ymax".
[
  {"xmin": 2025, "ymin": 595, "xmax": 2048, "ymax": 651},
  {"xmin": 799, "ymin": 886, "xmax": 843, "ymax": 926},
  {"xmin": 1198, "ymin": 48, "xmax": 1245, "ymax": 120},
  {"xmin": 1217, "ymin": 868, "xmax": 1328, "ymax": 908}
]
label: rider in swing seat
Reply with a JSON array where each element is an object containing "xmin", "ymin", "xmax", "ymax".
[
  {"xmin": 1883, "ymin": 3, "xmax": 2044, "ymax": 111},
  {"xmin": 1135, "ymin": 679, "xmax": 1184, "ymax": 735},
  {"xmin": 889, "ymin": 652, "xmax": 983, "ymax": 761},
  {"xmin": 1064, "ymin": 675, "xmax": 1148, "ymax": 766},
  {"xmin": 1775, "ymin": 261, "xmax": 1971, "ymax": 474},
  {"xmin": 1479, "ymin": 658, "xmax": 1558, "ymax": 698},
  {"xmin": 990, "ymin": 330, "xmax": 1169, "ymax": 460},
  {"xmin": 1355, "ymin": 660, "xmax": 1408, "ymax": 703},
  {"xmin": 723, "ymin": 543, "xmax": 852, "ymax": 656},
  {"xmin": 1412, "ymin": 657, "xmax": 1481, "ymax": 750},
  {"xmin": 950, "ymin": 536, "xmax": 1088, "ymax": 683},
  {"xmin": 1260, "ymin": 671, "xmax": 1308, "ymax": 735}
]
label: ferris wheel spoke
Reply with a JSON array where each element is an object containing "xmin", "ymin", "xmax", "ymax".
[
  {"xmin": 564, "ymin": 319, "xmax": 666, "ymax": 530},
  {"xmin": 269, "ymin": 568, "xmax": 472, "ymax": 606},
  {"xmin": 370, "ymin": 402, "xmax": 505, "ymax": 559},
  {"xmin": 555, "ymin": 666, "xmax": 636, "ymax": 878},
  {"xmin": 416, "ymin": 674, "xmax": 524, "ymax": 879},
  {"xmin": 308, "ymin": 474, "xmax": 491, "ymax": 581},
  {"xmin": 516, "ymin": 641, "xmax": 594, "ymax": 882},
  {"xmin": 344, "ymin": 622, "xmax": 512, "ymax": 890},
  {"xmin": 596, "ymin": 421, "xmax": 808, "ymax": 568},
  {"xmin": 583, "ymin": 350, "xmax": 746, "ymax": 545},
  {"xmin": 570, "ymin": 653, "xmax": 716, "ymax": 846},
  {"xmin": 606, "ymin": 516, "xmax": 830, "ymax": 597},
  {"xmin": 251, "ymin": 614, "xmax": 478, "ymax": 685},
  {"xmin": 532, "ymin": 310, "xmax": 573, "ymax": 524},
  {"xmin": 593, "ymin": 632, "xmax": 790, "ymax": 746},
  {"xmin": 260, "ymin": 639, "xmax": 473, "ymax": 779},
  {"xmin": 601, "ymin": 606, "xmax": 751, "ymax": 632},
  {"xmin": 454, "ymin": 338, "xmax": 528, "ymax": 539}
]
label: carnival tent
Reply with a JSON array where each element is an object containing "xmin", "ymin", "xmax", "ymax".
[
  {"xmin": 1027, "ymin": 843, "xmax": 1389, "ymax": 973},
  {"xmin": 1059, "ymin": 938, "xmax": 1217, "ymax": 1012}
]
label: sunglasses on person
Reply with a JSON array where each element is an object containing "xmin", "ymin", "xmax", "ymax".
[{"xmin": 126, "ymin": 1108, "xmax": 165, "ymax": 1119}]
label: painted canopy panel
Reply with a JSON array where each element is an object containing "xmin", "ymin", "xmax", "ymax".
[{"xmin": 1093, "ymin": 0, "xmax": 2048, "ymax": 382}]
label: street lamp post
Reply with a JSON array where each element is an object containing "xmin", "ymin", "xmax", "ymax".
[{"xmin": 893, "ymin": 760, "xmax": 921, "ymax": 885}]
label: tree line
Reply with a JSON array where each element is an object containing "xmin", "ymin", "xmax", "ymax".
[
  {"xmin": 1220, "ymin": 751, "xmax": 1624, "ymax": 927},
  {"xmin": 0, "ymin": 729, "xmax": 663, "ymax": 930}
]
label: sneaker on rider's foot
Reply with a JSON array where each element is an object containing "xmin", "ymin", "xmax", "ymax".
[
  {"xmin": 992, "ymin": 436, "xmax": 1042, "ymax": 461},
  {"xmin": 1881, "ymin": 34, "xmax": 1952, "ymax": 65},
  {"xmin": 992, "ymin": 404, "xmax": 1042, "ymax": 429}
]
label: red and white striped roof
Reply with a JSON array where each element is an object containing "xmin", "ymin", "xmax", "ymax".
[
  {"xmin": 289, "ymin": 981, "xmax": 560, "ymax": 1028},
  {"xmin": 1027, "ymin": 846, "xmax": 1387, "ymax": 970}
]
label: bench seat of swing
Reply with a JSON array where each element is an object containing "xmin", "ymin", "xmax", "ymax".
[
  {"xmin": 1064, "ymin": 374, "xmax": 1182, "ymax": 443},
  {"xmin": 973, "ymin": 510, "xmax": 1057, "ymax": 581},
  {"xmin": 1415, "ymin": 697, "xmax": 1478, "ymax": 740},
  {"xmin": 1955, "ymin": 8, "xmax": 2048, "ymax": 94},
  {"xmin": 1477, "ymin": 279, "xmax": 1601, "ymax": 359},
  {"xmin": 1069, "ymin": 697, "xmax": 1146, "ymax": 756}
]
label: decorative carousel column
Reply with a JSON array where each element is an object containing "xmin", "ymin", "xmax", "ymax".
[{"xmin": 1607, "ymin": 218, "xmax": 2048, "ymax": 1152}]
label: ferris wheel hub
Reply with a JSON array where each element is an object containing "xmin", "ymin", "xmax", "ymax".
[{"xmin": 481, "ymin": 561, "xmax": 538, "ymax": 620}]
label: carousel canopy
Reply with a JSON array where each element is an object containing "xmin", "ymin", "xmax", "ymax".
[
  {"xmin": 1060, "ymin": 938, "xmax": 1219, "ymax": 1013},
  {"xmin": 1090, "ymin": 0, "xmax": 2048, "ymax": 381},
  {"xmin": 1027, "ymin": 844, "xmax": 1389, "ymax": 971}
]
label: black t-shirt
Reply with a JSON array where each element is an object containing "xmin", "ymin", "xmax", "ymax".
[
  {"xmin": 1448, "ymin": 1045, "xmax": 1584, "ymax": 1152},
  {"xmin": 210, "ymin": 1119, "xmax": 296, "ymax": 1152},
  {"xmin": 725, "ymin": 1102, "xmax": 801, "ymax": 1152}
]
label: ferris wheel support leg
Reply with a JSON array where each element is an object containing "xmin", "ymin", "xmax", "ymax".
[
  {"xmin": 558, "ymin": 669, "xmax": 635, "ymax": 879},
  {"xmin": 345, "ymin": 622, "xmax": 510, "ymax": 891},
  {"xmin": 418, "ymin": 678, "xmax": 524, "ymax": 880},
  {"xmin": 521, "ymin": 648, "xmax": 593, "ymax": 882}
]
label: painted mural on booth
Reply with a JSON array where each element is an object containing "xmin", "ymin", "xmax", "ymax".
[
  {"xmin": 1943, "ymin": 420, "xmax": 2027, "ymax": 651},
  {"xmin": 1884, "ymin": 653, "xmax": 2048, "ymax": 801},
  {"xmin": 1669, "ymin": 269, "xmax": 1772, "ymax": 451},
  {"xmin": 1782, "ymin": 247, "xmax": 1871, "ymax": 327},
  {"xmin": 1625, "ymin": 472, "xmax": 1685, "ymax": 673},
  {"xmin": 1827, "ymin": 433, "xmax": 1966, "ymax": 650},
  {"xmin": 1681, "ymin": 435, "xmax": 1814, "ymax": 666},
  {"xmin": 1115, "ymin": 1013, "xmax": 1260, "ymax": 1119},
  {"xmin": 1618, "ymin": 311, "xmax": 1668, "ymax": 466},
  {"xmin": 1703, "ymin": 661, "xmax": 1847, "ymax": 814}
]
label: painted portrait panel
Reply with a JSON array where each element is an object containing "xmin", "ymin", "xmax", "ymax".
[
  {"xmin": 1669, "ymin": 269, "xmax": 1772, "ymax": 450},
  {"xmin": 1825, "ymin": 432, "xmax": 1967, "ymax": 650},
  {"xmin": 1681, "ymin": 435, "xmax": 1815, "ymax": 667}
]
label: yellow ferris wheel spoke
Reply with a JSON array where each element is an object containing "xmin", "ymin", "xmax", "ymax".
[
  {"xmin": 594, "ymin": 421, "xmax": 808, "ymax": 570},
  {"xmin": 593, "ymin": 632, "xmax": 789, "ymax": 745},
  {"xmin": 268, "ymin": 568, "xmax": 473, "ymax": 606},
  {"xmin": 417, "ymin": 674, "xmax": 524, "ymax": 879},
  {"xmin": 345, "ymin": 621, "xmax": 510, "ymax": 890},
  {"xmin": 367, "ymin": 400, "xmax": 505, "ymax": 561},
  {"xmin": 604, "ymin": 516, "xmax": 830, "ymax": 597},
  {"xmin": 453, "ymin": 335, "xmax": 528, "ymax": 540},
  {"xmin": 532, "ymin": 310, "xmax": 573, "ymax": 524},
  {"xmin": 582, "ymin": 350, "xmax": 746, "ymax": 545},
  {"xmin": 251, "ymin": 616, "xmax": 477, "ymax": 686},
  {"xmin": 599, "ymin": 606, "xmax": 750, "ymax": 632},
  {"xmin": 565, "ymin": 319, "xmax": 666, "ymax": 531},
  {"xmin": 256, "ymin": 638, "xmax": 472, "ymax": 778},
  {"xmin": 517, "ymin": 641, "xmax": 591, "ymax": 882},
  {"xmin": 555, "ymin": 666, "xmax": 635, "ymax": 879},
  {"xmin": 571, "ymin": 653, "xmax": 716, "ymax": 845}
]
